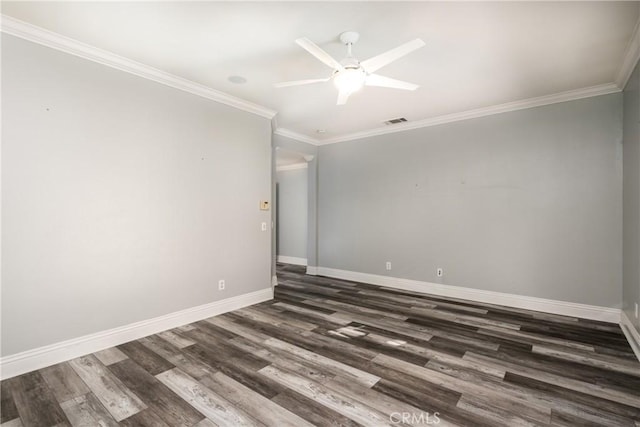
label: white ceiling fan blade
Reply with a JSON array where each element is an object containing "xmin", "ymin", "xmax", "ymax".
[
  {"xmin": 336, "ymin": 90, "xmax": 351, "ymax": 105},
  {"xmin": 361, "ymin": 39, "xmax": 425, "ymax": 73},
  {"xmin": 296, "ymin": 38, "xmax": 343, "ymax": 71},
  {"xmin": 366, "ymin": 74, "xmax": 419, "ymax": 91},
  {"xmin": 274, "ymin": 78, "xmax": 329, "ymax": 88}
]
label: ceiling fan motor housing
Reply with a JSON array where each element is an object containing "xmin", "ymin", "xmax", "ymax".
[
  {"xmin": 339, "ymin": 57, "xmax": 361, "ymax": 69},
  {"xmin": 275, "ymin": 31, "xmax": 423, "ymax": 105}
]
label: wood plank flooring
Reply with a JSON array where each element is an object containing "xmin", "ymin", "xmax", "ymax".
[{"xmin": 2, "ymin": 263, "xmax": 639, "ymax": 426}]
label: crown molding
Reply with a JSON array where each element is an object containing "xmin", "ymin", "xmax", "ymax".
[
  {"xmin": 317, "ymin": 83, "xmax": 621, "ymax": 145},
  {"xmin": 2, "ymin": 14, "xmax": 625, "ymax": 146},
  {"xmin": 0, "ymin": 15, "xmax": 277, "ymax": 119},
  {"xmin": 276, "ymin": 163, "xmax": 308, "ymax": 172},
  {"xmin": 271, "ymin": 115, "xmax": 280, "ymax": 133},
  {"xmin": 615, "ymin": 15, "xmax": 640, "ymax": 89},
  {"xmin": 273, "ymin": 128, "xmax": 320, "ymax": 146}
]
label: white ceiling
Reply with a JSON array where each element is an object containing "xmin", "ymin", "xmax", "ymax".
[{"xmin": 3, "ymin": 2, "xmax": 639, "ymax": 143}]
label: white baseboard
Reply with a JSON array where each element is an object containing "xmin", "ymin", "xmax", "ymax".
[
  {"xmin": 620, "ymin": 311, "xmax": 640, "ymax": 362},
  {"xmin": 0, "ymin": 287, "xmax": 273, "ymax": 380},
  {"xmin": 277, "ymin": 255, "xmax": 307, "ymax": 266},
  {"xmin": 315, "ymin": 267, "xmax": 621, "ymax": 323},
  {"xmin": 306, "ymin": 266, "xmax": 318, "ymax": 276}
]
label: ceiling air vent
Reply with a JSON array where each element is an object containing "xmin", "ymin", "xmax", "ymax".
[{"xmin": 384, "ymin": 117, "xmax": 408, "ymax": 125}]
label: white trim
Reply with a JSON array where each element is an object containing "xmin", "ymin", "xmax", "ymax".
[
  {"xmin": 317, "ymin": 83, "xmax": 621, "ymax": 145},
  {"xmin": 2, "ymin": 15, "xmax": 625, "ymax": 145},
  {"xmin": 276, "ymin": 163, "xmax": 308, "ymax": 172},
  {"xmin": 277, "ymin": 255, "xmax": 307, "ymax": 266},
  {"xmin": 0, "ymin": 287, "xmax": 273, "ymax": 380},
  {"xmin": 0, "ymin": 15, "xmax": 276, "ymax": 119},
  {"xmin": 273, "ymin": 83, "xmax": 620, "ymax": 146},
  {"xmin": 273, "ymin": 128, "xmax": 320, "ymax": 146},
  {"xmin": 615, "ymin": 16, "xmax": 640, "ymax": 89},
  {"xmin": 315, "ymin": 267, "xmax": 621, "ymax": 323},
  {"xmin": 272, "ymin": 275, "xmax": 278, "ymax": 287},
  {"xmin": 620, "ymin": 311, "xmax": 640, "ymax": 362},
  {"xmin": 306, "ymin": 266, "xmax": 318, "ymax": 276}
]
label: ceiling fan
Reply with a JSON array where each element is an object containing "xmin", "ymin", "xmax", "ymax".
[{"xmin": 274, "ymin": 31, "xmax": 425, "ymax": 105}]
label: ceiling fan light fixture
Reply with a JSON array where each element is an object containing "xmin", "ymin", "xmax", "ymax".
[
  {"xmin": 275, "ymin": 32, "xmax": 424, "ymax": 105},
  {"xmin": 333, "ymin": 68, "xmax": 366, "ymax": 94}
]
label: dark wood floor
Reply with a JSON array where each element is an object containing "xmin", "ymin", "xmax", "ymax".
[{"xmin": 2, "ymin": 263, "xmax": 639, "ymax": 426}]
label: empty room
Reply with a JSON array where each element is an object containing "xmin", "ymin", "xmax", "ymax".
[{"xmin": 2, "ymin": 1, "xmax": 640, "ymax": 426}]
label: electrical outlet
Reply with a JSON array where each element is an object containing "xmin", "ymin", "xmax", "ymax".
[
  {"xmin": 218, "ymin": 280, "xmax": 225, "ymax": 290},
  {"xmin": 437, "ymin": 268, "xmax": 443, "ymax": 277},
  {"xmin": 386, "ymin": 262, "xmax": 391, "ymax": 271},
  {"xmin": 261, "ymin": 222, "xmax": 267, "ymax": 231}
]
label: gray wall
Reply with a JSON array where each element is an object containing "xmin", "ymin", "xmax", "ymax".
[
  {"xmin": 276, "ymin": 168, "xmax": 308, "ymax": 260},
  {"xmin": 318, "ymin": 94, "xmax": 623, "ymax": 307},
  {"xmin": 1, "ymin": 35, "xmax": 273, "ymax": 356},
  {"xmin": 624, "ymin": 61, "xmax": 640, "ymax": 331}
]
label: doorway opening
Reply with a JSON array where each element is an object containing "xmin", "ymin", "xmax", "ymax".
[{"xmin": 275, "ymin": 149, "xmax": 309, "ymax": 266}]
